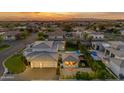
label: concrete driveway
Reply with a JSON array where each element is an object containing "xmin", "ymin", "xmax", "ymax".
[{"xmin": 14, "ymin": 68, "xmax": 58, "ymax": 81}]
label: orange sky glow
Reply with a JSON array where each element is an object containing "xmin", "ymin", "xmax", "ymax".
[{"xmin": 0, "ymin": 12, "xmax": 124, "ymax": 21}]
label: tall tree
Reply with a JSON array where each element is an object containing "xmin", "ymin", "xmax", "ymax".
[
  {"xmin": 63, "ymin": 24, "xmax": 72, "ymax": 32},
  {"xmin": 83, "ymin": 33, "xmax": 89, "ymax": 40},
  {"xmin": 0, "ymin": 35, "xmax": 3, "ymax": 45}
]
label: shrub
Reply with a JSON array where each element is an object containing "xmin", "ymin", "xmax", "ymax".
[
  {"xmin": 37, "ymin": 32, "xmax": 45, "ymax": 40},
  {"xmin": 96, "ymin": 70, "xmax": 108, "ymax": 80},
  {"xmin": 76, "ymin": 71, "xmax": 92, "ymax": 80}
]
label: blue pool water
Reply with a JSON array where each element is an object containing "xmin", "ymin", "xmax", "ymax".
[
  {"xmin": 91, "ymin": 51, "xmax": 101, "ymax": 60},
  {"xmin": 75, "ymin": 50, "xmax": 80, "ymax": 55}
]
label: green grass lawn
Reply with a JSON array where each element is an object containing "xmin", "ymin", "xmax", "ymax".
[
  {"xmin": 5, "ymin": 54, "xmax": 26, "ymax": 74},
  {"xmin": 65, "ymin": 41, "xmax": 77, "ymax": 51},
  {"xmin": 0, "ymin": 44, "xmax": 10, "ymax": 52},
  {"xmin": 66, "ymin": 47, "xmax": 77, "ymax": 51}
]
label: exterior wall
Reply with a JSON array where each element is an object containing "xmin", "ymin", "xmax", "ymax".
[
  {"xmin": 23, "ymin": 51, "xmax": 32, "ymax": 57},
  {"xmin": 0, "ymin": 32, "xmax": 5, "ymax": 36},
  {"xmin": 115, "ymin": 56, "xmax": 124, "ymax": 60},
  {"xmin": 92, "ymin": 43, "xmax": 105, "ymax": 51},
  {"xmin": 120, "ymin": 67, "xmax": 124, "ymax": 76},
  {"xmin": 121, "ymin": 31, "xmax": 124, "ymax": 35},
  {"xmin": 90, "ymin": 34, "xmax": 104, "ymax": 40},
  {"xmin": 56, "ymin": 36, "xmax": 64, "ymax": 40},
  {"xmin": 58, "ymin": 43, "xmax": 65, "ymax": 51},
  {"xmin": 62, "ymin": 61, "xmax": 78, "ymax": 68},
  {"xmin": 3, "ymin": 36, "xmax": 16, "ymax": 40},
  {"xmin": 109, "ymin": 61, "xmax": 120, "ymax": 76},
  {"xmin": 48, "ymin": 36, "xmax": 56, "ymax": 40},
  {"xmin": 48, "ymin": 35, "xmax": 64, "ymax": 40},
  {"xmin": 32, "ymin": 48, "xmax": 57, "ymax": 52}
]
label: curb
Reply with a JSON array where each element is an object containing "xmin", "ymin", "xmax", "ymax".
[{"xmin": 1, "ymin": 52, "xmax": 18, "ymax": 77}]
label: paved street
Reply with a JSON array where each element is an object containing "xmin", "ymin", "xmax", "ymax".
[{"xmin": 0, "ymin": 33, "xmax": 37, "ymax": 76}]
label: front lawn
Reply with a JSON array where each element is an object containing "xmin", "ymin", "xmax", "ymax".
[
  {"xmin": 5, "ymin": 54, "xmax": 26, "ymax": 74},
  {"xmin": 0, "ymin": 44, "xmax": 10, "ymax": 52}
]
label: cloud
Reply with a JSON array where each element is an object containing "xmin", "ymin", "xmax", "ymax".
[{"xmin": 0, "ymin": 12, "xmax": 124, "ymax": 21}]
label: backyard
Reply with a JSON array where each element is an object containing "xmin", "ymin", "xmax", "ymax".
[
  {"xmin": 65, "ymin": 41, "xmax": 78, "ymax": 51},
  {"xmin": 77, "ymin": 44, "xmax": 116, "ymax": 80},
  {"xmin": 5, "ymin": 54, "xmax": 26, "ymax": 74}
]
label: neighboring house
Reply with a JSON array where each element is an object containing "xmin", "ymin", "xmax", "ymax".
[
  {"xmin": 47, "ymin": 30, "xmax": 64, "ymax": 40},
  {"xmin": 72, "ymin": 31, "xmax": 83, "ymax": 39},
  {"xmin": 0, "ymin": 31, "xmax": 5, "ymax": 36},
  {"xmin": 73, "ymin": 27, "xmax": 84, "ymax": 32},
  {"xmin": 3, "ymin": 31, "xmax": 21, "ymax": 40},
  {"xmin": 62, "ymin": 52, "xmax": 79, "ymax": 68},
  {"xmin": 120, "ymin": 30, "xmax": 124, "ymax": 35},
  {"xmin": 23, "ymin": 40, "xmax": 65, "ymax": 68},
  {"xmin": 92, "ymin": 41, "xmax": 124, "ymax": 79},
  {"xmin": 88, "ymin": 32, "xmax": 104, "ymax": 40},
  {"xmin": 14, "ymin": 26, "xmax": 27, "ymax": 30},
  {"xmin": 65, "ymin": 31, "xmax": 83, "ymax": 40}
]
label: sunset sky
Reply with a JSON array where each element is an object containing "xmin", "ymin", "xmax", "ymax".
[{"xmin": 0, "ymin": 12, "xmax": 124, "ymax": 21}]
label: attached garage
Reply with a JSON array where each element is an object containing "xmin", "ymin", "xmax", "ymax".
[
  {"xmin": 31, "ymin": 60, "xmax": 57, "ymax": 68},
  {"xmin": 27, "ymin": 52, "xmax": 58, "ymax": 68}
]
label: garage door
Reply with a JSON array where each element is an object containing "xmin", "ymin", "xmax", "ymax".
[
  {"xmin": 43, "ymin": 61, "xmax": 57, "ymax": 67},
  {"xmin": 31, "ymin": 62, "xmax": 57, "ymax": 68},
  {"xmin": 31, "ymin": 62, "xmax": 43, "ymax": 68}
]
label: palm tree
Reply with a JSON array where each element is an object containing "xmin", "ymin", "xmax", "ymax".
[
  {"xmin": 83, "ymin": 33, "xmax": 89, "ymax": 41},
  {"xmin": 0, "ymin": 35, "xmax": 3, "ymax": 45},
  {"xmin": 83, "ymin": 33, "xmax": 93, "ymax": 49}
]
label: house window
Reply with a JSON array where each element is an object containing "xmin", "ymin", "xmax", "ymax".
[
  {"xmin": 105, "ymin": 50, "xmax": 110, "ymax": 56},
  {"xmin": 92, "ymin": 44, "xmax": 95, "ymax": 48},
  {"xmin": 64, "ymin": 61, "xmax": 77, "ymax": 66},
  {"xmin": 111, "ymin": 53, "xmax": 115, "ymax": 58},
  {"xmin": 96, "ymin": 45, "xmax": 100, "ymax": 50}
]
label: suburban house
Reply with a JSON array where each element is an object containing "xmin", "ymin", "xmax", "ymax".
[
  {"xmin": 92, "ymin": 41, "xmax": 124, "ymax": 79},
  {"xmin": 64, "ymin": 31, "xmax": 83, "ymax": 40},
  {"xmin": 72, "ymin": 31, "xmax": 83, "ymax": 40},
  {"xmin": 120, "ymin": 30, "xmax": 124, "ymax": 35},
  {"xmin": 0, "ymin": 31, "xmax": 5, "ymax": 36},
  {"xmin": 2, "ymin": 31, "xmax": 21, "ymax": 40},
  {"xmin": 73, "ymin": 27, "xmax": 84, "ymax": 32},
  {"xmin": 88, "ymin": 32, "xmax": 104, "ymax": 40},
  {"xmin": 47, "ymin": 30, "xmax": 64, "ymax": 40},
  {"xmin": 60, "ymin": 52, "xmax": 92, "ymax": 78},
  {"xmin": 62, "ymin": 52, "xmax": 80, "ymax": 68},
  {"xmin": 23, "ymin": 40, "xmax": 65, "ymax": 68},
  {"xmin": 0, "ymin": 28, "xmax": 9, "ymax": 38},
  {"xmin": 14, "ymin": 26, "xmax": 27, "ymax": 30}
]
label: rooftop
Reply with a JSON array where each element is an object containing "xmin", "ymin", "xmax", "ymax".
[
  {"xmin": 32, "ymin": 41, "xmax": 54, "ymax": 49},
  {"xmin": 4, "ymin": 31, "xmax": 21, "ymax": 36},
  {"xmin": 110, "ymin": 58, "xmax": 124, "ymax": 67},
  {"xmin": 26, "ymin": 52, "xmax": 58, "ymax": 62},
  {"xmin": 62, "ymin": 52, "xmax": 79, "ymax": 62}
]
